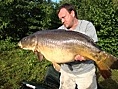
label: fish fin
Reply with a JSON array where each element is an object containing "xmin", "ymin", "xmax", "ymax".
[
  {"xmin": 34, "ymin": 51, "xmax": 44, "ymax": 61},
  {"xmin": 99, "ymin": 51, "xmax": 118, "ymax": 69},
  {"xmin": 52, "ymin": 62, "xmax": 61, "ymax": 72},
  {"xmin": 97, "ymin": 61, "xmax": 111, "ymax": 79}
]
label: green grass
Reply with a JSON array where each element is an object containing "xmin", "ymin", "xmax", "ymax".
[
  {"xmin": 98, "ymin": 70, "xmax": 118, "ymax": 89},
  {"xmin": 0, "ymin": 39, "xmax": 51, "ymax": 89},
  {"xmin": 0, "ymin": 39, "xmax": 118, "ymax": 89}
]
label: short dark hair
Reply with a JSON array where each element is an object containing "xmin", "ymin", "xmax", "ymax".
[{"xmin": 57, "ymin": 3, "xmax": 78, "ymax": 19}]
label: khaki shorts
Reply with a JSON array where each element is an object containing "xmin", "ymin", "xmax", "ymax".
[{"xmin": 59, "ymin": 68, "xmax": 97, "ymax": 89}]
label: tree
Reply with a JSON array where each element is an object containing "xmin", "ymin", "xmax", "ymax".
[{"xmin": 0, "ymin": 0, "xmax": 60, "ymax": 40}]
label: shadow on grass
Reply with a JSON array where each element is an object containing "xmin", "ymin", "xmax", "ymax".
[{"xmin": 99, "ymin": 78, "xmax": 118, "ymax": 89}]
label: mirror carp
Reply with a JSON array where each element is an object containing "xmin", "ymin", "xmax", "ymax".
[{"xmin": 18, "ymin": 29, "xmax": 118, "ymax": 79}]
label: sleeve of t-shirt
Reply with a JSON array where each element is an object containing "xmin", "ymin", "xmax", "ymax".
[{"xmin": 85, "ymin": 22, "xmax": 98, "ymax": 42}]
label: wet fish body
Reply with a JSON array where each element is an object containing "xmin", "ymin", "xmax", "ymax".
[{"xmin": 18, "ymin": 29, "xmax": 118, "ymax": 79}]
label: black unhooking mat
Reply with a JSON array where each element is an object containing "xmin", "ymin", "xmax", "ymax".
[{"xmin": 20, "ymin": 66, "xmax": 60, "ymax": 89}]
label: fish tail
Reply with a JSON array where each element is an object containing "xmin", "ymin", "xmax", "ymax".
[
  {"xmin": 97, "ymin": 61, "xmax": 111, "ymax": 79},
  {"xmin": 96, "ymin": 51, "xmax": 118, "ymax": 79},
  {"xmin": 99, "ymin": 51, "xmax": 118, "ymax": 69}
]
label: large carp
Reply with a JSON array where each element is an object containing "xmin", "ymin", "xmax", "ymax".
[{"xmin": 18, "ymin": 29, "xmax": 118, "ymax": 79}]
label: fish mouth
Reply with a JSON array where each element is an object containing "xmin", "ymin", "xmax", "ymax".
[
  {"xmin": 18, "ymin": 41, "xmax": 23, "ymax": 48},
  {"xmin": 18, "ymin": 41, "xmax": 34, "ymax": 51}
]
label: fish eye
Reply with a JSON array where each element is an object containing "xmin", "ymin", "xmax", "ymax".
[{"xmin": 23, "ymin": 37, "xmax": 27, "ymax": 41}]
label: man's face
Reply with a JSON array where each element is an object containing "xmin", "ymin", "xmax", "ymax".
[{"xmin": 58, "ymin": 8, "xmax": 74, "ymax": 29}]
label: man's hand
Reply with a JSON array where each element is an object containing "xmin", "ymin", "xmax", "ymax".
[{"xmin": 74, "ymin": 55, "xmax": 86, "ymax": 61}]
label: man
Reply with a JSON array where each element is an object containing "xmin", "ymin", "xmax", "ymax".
[{"xmin": 57, "ymin": 3, "xmax": 98, "ymax": 89}]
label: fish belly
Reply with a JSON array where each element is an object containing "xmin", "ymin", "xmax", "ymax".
[{"xmin": 39, "ymin": 46, "xmax": 75, "ymax": 63}]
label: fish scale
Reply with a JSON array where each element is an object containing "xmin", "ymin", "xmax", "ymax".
[{"xmin": 18, "ymin": 29, "xmax": 118, "ymax": 79}]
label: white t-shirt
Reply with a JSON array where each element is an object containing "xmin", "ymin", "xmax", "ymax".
[{"xmin": 58, "ymin": 20, "xmax": 98, "ymax": 74}]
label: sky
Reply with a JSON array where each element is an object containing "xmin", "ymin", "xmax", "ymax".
[{"xmin": 51, "ymin": 0, "xmax": 60, "ymax": 3}]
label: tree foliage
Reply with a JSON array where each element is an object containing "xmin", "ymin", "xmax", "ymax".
[{"xmin": 0, "ymin": 0, "xmax": 60, "ymax": 40}]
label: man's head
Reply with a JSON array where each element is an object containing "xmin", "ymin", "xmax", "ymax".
[{"xmin": 57, "ymin": 3, "xmax": 78, "ymax": 29}]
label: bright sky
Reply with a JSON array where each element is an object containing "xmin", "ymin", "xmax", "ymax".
[{"xmin": 51, "ymin": 0, "xmax": 60, "ymax": 3}]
